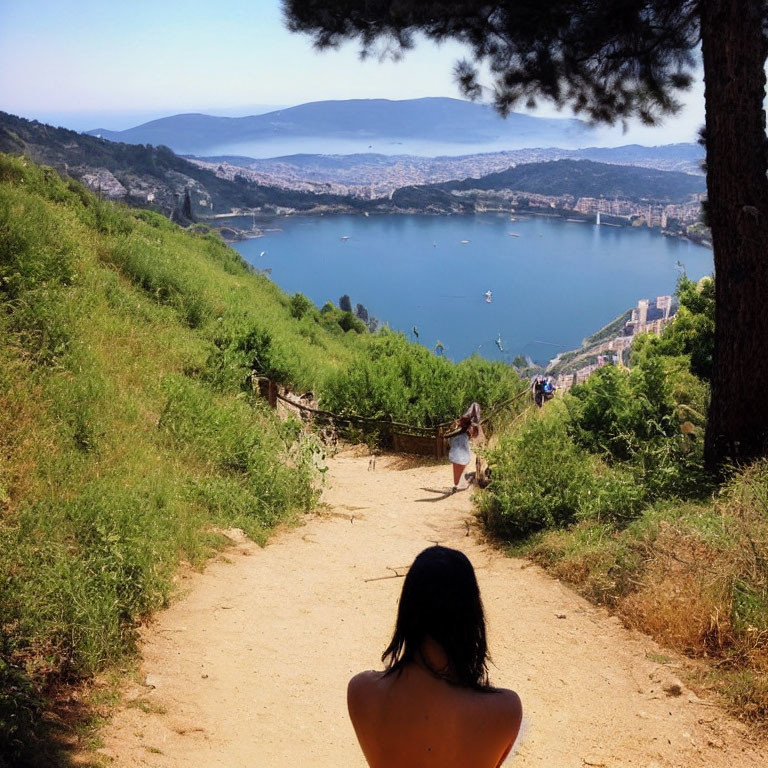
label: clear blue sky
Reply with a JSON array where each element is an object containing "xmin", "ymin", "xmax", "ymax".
[{"xmin": 0, "ymin": 0, "xmax": 704, "ymax": 141}]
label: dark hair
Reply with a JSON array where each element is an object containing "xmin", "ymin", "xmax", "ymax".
[{"xmin": 381, "ymin": 546, "xmax": 490, "ymax": 689}]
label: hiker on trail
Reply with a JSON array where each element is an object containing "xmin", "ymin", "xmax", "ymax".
[
  {"xmin": 448, "ymin": 402, "xmax": 481, "ymax": 493},
  {"xmin": 347, "ymin": 545, "xmax": 523, "ymax": 768},
  {"xmin": 532, "ymin": 376, "xmax": 546, "ymax": 408}
]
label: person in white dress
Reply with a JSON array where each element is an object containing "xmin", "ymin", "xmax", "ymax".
[{"xmin": 448, "ymin": 403, "xmax": 482, "ymax": 492}]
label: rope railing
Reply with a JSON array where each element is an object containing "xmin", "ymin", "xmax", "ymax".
[
  {"xmin": 274, "ymin": 390, "xmax": 439, "ymax": 435},
  {"xmin": 255, "ymin": 374, "xmax": 532, "ymax": 457}
]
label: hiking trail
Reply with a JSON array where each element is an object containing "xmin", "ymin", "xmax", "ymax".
[{"xmin": 84, "ymin": 449, "xmax": 766, "ymax": 767}]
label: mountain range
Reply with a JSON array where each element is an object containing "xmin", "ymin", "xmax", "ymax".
[
  {"xmin": 0, "ymin": 111, "xmax": 354, "ymax": 219},
  {"xmin": 1, "ymin": 110, "xmax": 704, "ymax": 226},
  {"xmin": 86, "ymin": 97, "xmax": 594, "ymax": 155}
]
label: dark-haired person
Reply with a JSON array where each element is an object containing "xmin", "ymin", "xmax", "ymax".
[
  {"xmin": 448, "ymin": 402, "xmax": 482, "ymax": 492},
  {"xmin": 348, "ymin": 545, "xmax": 523, "ymax": 768}
]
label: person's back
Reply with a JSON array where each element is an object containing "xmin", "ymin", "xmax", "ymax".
[
  {"xmin": 348, "ymin": 653, "xmax": 521, "ymax": 767},
  {"xmin": 347, "ymin": 546, "xmax": 523, "ymax": 768}
]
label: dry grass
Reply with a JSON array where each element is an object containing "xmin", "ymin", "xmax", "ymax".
[
  {"xmin": 523, "ymin": 462, "xmax": 768, "ymax": 725},
  {"xmin": 620, "ymin": 529, "xmax": 733, "ymax": 655}
]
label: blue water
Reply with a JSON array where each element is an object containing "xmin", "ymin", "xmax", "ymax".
[{"xmin": 232, "ymin": 213, "xmax": 713, "ymax": 364}]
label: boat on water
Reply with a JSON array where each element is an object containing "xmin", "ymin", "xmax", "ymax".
[
  {"xmin": 484, "ymin": 290, "xmax": 493, "ymax": 304},
  {"xmin": 507, "ymin": 232, "xmax": 520, "ymax": 237},
  {"xmin": 259, "ymin": 251, "xmax": 266, "ymax": 258},
  {"xmin": 460, "ymin": 239, "xmax": 470, "ymax": 244},
  {"xmin": 340, "ymin": 235, "xmax": 350, "ymax": 241}
]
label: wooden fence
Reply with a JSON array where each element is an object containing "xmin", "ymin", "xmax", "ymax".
[{"xmin": 252, "ymin": 375, "xmax": 524, "ymax": 459}]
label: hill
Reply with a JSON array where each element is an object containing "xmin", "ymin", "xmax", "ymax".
[
  {"xmin": 195, "ymin": 143, "xmax": 703, "ymax": 193},
  {"xmin": 432, "ymin": 159, "xmax": 705, "ymax": 203},
  {"xmin": 0, "ymin": 111, "xmax": 356, "ymax": 220},
  {"xmin": 0, "ymin": 154, "xmax": 525, "ymax": 763},
  {"xmin": 86, "ymin": 97, "xmax": 593, "ymax": 154}
]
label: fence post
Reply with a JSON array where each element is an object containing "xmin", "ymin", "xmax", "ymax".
[
  {"xmin": 436, "ymin": 427, "xmax": 445, "ymax": 460},
  {"xmin": 257, "ymin": 377, "xmax": 278, "ymax": 409}
]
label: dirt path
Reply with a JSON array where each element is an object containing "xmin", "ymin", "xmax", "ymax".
[{"xmin": 90, "ymin": 451, "xmax": 765, "ymax": 767}]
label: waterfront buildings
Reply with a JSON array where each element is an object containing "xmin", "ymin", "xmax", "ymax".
[{"xmin": 552, "ymin": 295, "xmax": 676, "ymax": 390}]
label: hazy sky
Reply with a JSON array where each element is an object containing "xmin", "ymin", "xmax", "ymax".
[{"xmin": 0, "ymin": 0, "xmax": 705, "ymax": 142}]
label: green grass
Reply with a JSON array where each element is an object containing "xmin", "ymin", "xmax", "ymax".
[
  {"xmin": 0, "ymin": 154, "xmax": 359, "ymax": 761},
  {"xmin": 0, "ymin": 153, "xmax": 527, "ymax": 762}
]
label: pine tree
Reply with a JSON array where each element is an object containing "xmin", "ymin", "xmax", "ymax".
[{"xmin": 284, "ymin": 0, "xmax": 768, "ymax": 470}]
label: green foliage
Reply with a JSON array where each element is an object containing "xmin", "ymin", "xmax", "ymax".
[
  {"xmin": 632, "ymin": 276, "xmax": 714, "ymax": 380},
  {"xmin": 159, "ymin": 377, "xmax": 319, "ymax": 525},
  {"xmin": 482, "ymin": 351, "xmax": 711, "ymax": 541},
  {"xmin": 567, "ymin": 360, "xmax": 676, "ymax": 460},
  {"xmin": 289, "ymin": 292, "xmax": 314, "ymax": 319},
  {"xmin": 104, "ymin": 233, "xmax": 213, "ymax": 328},
  {"xmin": 204, "ymin": 319, "xmax": 294, "ymax": 390},
  {"xmin": 337, "ymin": 310, "xmax": 367, "ymax": 333},
  {"xmin": 0, "ymin": 154, "xmax": 355, "ymax": 758},
  {"xmin": 566, "ymin": 358, "xmax": 709, "ymax": 499},
  {"xmin": 479, "ymin": 407, "xmax": 644, "ymax": 538},
  {"xmin": 0, "ymin": 182, "xmax": 78, "ymax": 364},
  {"xmin": 322, "ymin": 330, "xmax": 524, "ymax": 427}
]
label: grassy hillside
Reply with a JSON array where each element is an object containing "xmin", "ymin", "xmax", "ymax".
[
  {"xmin": 0, "ymin": 153, "xmax": 373, "ymax": 761},
  {"xmin": 0, "ymin": 154, "xmax": 529, "ymax": 761}
]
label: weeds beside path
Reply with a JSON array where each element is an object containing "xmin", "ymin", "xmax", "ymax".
[{"xmin": 82, "ymin": 451, "xmax": 766, "ymax": 768}]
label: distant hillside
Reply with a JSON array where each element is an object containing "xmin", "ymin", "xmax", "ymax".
[
  {"xmin": 86, "ymin": 97, "xmax": 593, "ymax": 154},
  {"xmin": 0, "ymin": 111, "xmax": 355, "ymax": 219},
  {"xmin": 0, "ymin": 112, "xmax": 704, "ymax": 223},
  {"xmin": 433, "ymin": 159, "xmax": 705, "ymax": 203},
  {"xmin": 195, "ymin": 143, "xmax": 703, "ymax": 193},
  {"xmin": 575, "ymin": 143, "xmax": 703, "ymax": 172}
]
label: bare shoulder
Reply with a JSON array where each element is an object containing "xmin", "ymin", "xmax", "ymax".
[
  {"xmin": 348, "ymin": 669, "xmax": 384, "ymax": 690},
  {"xmin": 482, "ymin": 687, "xmax": 523, "ymax": 728},
  {"xmin": 347, "ymin": 670, "xmax": 385, "ymax": 710}
]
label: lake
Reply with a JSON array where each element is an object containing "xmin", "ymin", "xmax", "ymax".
[{"xmin": 232, "ymin": 213, "xmax": 713, "ymax": 364}]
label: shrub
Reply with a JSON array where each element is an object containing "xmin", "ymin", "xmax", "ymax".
[
  {"xmin": 479, "ymin": 407, "xmax": 646, "ymax": 539},
  {"xmin": 204, "ymin": 320, "xmax": 296, "ymax": 390},
  {"xmin": 338, "ymin": 310, "xmax": 367, "ymax": 333},
  {"xmin": 633, "ymin": 276, "xmax": 714, "ymax": 380},
  {"xmin": 158, "ymin": 376, "xmax": 319, "ymax": 521},
  {"xmin": 564, "ymin": 358, "xmax": 709, "ymax": 500},
  {"xmin": 322, "ymin": 331, "xmax": 524, "ymax": 428},
  {"xmin": 289, "ymin": 292, "xmax": 314, "ymax": 320}
]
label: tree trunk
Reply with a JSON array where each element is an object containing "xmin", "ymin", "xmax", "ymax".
[{"xmin": 701, "ymin": 0, "xmax": 768, "ymax": 469}]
